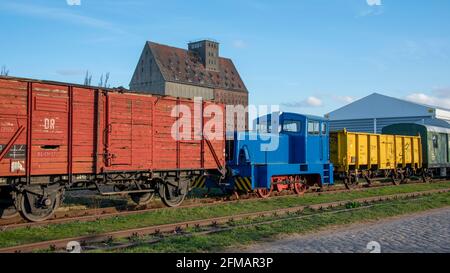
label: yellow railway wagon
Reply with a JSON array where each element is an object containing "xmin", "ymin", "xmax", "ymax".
[{"xmin": 330, "ymin": 130, "xmax": 422, "ymax": 173}]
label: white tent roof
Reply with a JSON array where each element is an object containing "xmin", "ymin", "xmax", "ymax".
[{"xmin": 327, "ymin": 93, "xmax": 450, "ymax": 120}]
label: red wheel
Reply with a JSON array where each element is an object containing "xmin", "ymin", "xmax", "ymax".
[
  {"xmin": 256, "ymin": 186, "xmax": 273, "ymax": 199},
  {"xmin": 275, "ymin": 184, "xmax": 285, "ymax": 192},
  {"xmin": 293, "ymin": 182, "xmax": 307, "ymax": 195}
]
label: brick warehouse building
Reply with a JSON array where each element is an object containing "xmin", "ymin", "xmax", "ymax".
[{"xmin": 129, "ymin": 40, "xmax": 249, "ymax": 131}]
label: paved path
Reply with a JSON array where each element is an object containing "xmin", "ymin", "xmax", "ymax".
[{"xmin": 240, "ymin": 207, "xmax": 450, "ymax": 253}]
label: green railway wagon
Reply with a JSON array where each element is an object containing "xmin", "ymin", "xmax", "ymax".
[{"xmin": 382, "ymin": 123, "xmax": 450, "ymax": 177}]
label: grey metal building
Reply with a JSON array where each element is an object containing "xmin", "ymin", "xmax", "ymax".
[{"xmin": 325, "ymin": 93, "xmax": 450, "ymax": 133}]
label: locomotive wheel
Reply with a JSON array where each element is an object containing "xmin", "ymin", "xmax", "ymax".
[
  {"xmin": 292, "ymin": 182, "xmax": 307, "ymax": 195},
  {"xmin": 256, "ymin": 186, "xmax": 273, "ymax": 199},
  {"xmin": 130, "ymin": 192, "xmax": 155, "ymax": 206},
  {"xmin": 18, "ymin": 191, "xmax": 62, "ymax": 222},
  {"xmin": 0, "ymin": 187, "xmax": 19, "ymax": 219},
  {"xmin": 160, "ymin": 181, "xmax": 188, "ymax": 207}
]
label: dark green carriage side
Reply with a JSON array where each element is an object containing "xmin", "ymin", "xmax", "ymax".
[{"xmin": 382, "ymin": 123, "xmax": 450, "ymax": 169}]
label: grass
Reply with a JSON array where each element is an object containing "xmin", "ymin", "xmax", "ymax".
[
  {"xmin": 0, "ymin": 181, "xmax": 449, "ymax": 248},
  {"xmin": 117, "ymin": 192, "xmax": 450, "ymax": 253}
]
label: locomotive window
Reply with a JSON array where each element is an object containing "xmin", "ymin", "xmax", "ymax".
[
  {"xmin": 282, "ymin": 120, "xmax": 301, "ymax": 133},
  {"xmin": 321, "ymin": 123, "xmax": 327, "ymax": 135},
  {"xmin": 257, "ymin": 123, "xmax": 269, "ymax": 133},
  {"xmin": 314, "ymin": 122, "xmax": 320, "ymax": 134},
  {"xmin": 308, "ymin": 121, "xmax": 320, "ymax": 135},
  {"xmin": 308, "ymin": 121, "xmax": 314, "ymax": 134}
]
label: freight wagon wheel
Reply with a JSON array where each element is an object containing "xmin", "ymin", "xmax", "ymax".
[
  {"xmin": 422, "ymin": 170, "xmax": 433, "ymax": 183},
  {"xmin": 391, "ymin": 172, "xmax": 404, "ymax": 186},
  {"xmin": 160, "ymin": 181, "xmax": 188, "ymax": 207},
  {"xmin": 130, "ymin": 192, "xmax": 155, "ymax": 206},
  {"xmin": 344, "ymin": 177, "xmax": 358, "ymax": 190},
  {"xmin": 363, "ymin": 171, "xmax": 373, "ymax": 186},
  {"xmin": 401, "ymin": 177, "xmax": 410, "ymax": 184},
  {"xmin": 256, "ymin": 186, "xmax": 273, "ymax": 199},
  {"xmin": 0, "ymin": 204, "xmax": 19, "ymax": 219},
  {"xmin": 18, "ymin": 191, "xmax": 62, "ymax": 222},
  {"xmin": 0, "ymin": 187, "xmax": 19, "ymax": 219}
]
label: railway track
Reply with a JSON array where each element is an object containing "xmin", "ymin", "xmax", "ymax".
[
  {"xmin": 0, "ymin": 180, "xmax": 446, "ymax": 231},
  {"xmin": 1, "ymin": 187, "xmax": 448, "ymax": 253},
  {"xmin": 0, "ymin": 181, "xmax": 409, "ymax": 230}
]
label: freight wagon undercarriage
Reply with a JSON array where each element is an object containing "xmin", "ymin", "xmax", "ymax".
[
  {"xmin": 336, "ymin": 166, "xmax": 434, "ymax": 190},
  {"xmin": 0, "ymin": 169, "xmax": 218, "ymax": 222}
]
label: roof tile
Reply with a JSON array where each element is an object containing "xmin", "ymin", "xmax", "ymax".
[{"xmin": 148, "ymin": 42, "xmax": 248, "ymax": 93}]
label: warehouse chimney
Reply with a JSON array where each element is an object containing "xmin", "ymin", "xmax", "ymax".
[{"xmin": 188, "ymin": 40, "xmax": 220, "ymax": 72}]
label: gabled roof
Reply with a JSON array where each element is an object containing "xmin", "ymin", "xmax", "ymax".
[
  {"xmin": 327, "ymin": 93, "xmax": 446, "ymax": 120},
  {"xmin": 147, "ymin": 42, "xmax": 248, "ymax": 93}
]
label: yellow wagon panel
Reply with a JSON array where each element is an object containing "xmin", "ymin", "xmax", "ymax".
[
  {"xmin": 357, "ymin": 135, "xmax": 368, "ymax": 166},
  {"xmin": 395, "ymin": 136, "xmax": 403, "ymax": 166},
  {"xmin": 382, "ymin": 135, "xmax": 395, "ymax": 169},
  {"xmin": 347, "ymin": 134, "xmax": 356, "ymax": 165},
  {"xmin": 330, "ymin": 130, "xmax": 422, "ymax": 172},
  {"xmin": 369, "ymin": 135, "xmax": 378, "ymax": 165}
]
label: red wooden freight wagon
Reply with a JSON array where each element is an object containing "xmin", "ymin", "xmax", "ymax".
[{"xmin": 0, "ymin": 76, "xmax": 226, "ymax": 221}]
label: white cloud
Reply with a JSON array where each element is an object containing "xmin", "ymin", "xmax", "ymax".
[
  {"xmin": 66, "ymin": 0, "xmax": 81, "ymax": 6},
  {"xmin": 366, "ymin": 0, "xmax": 382, "ymax": 6},
  {"xmin": 357, "ymin": 0, "xmax": 383, "ymax": 17},
  {"xmin": 306, "ymin": 96, "xmax": 323, "ymax": 107},
  {"xmin": 232, "ymin": 40, "xmax": 247, "ymax": 49},
  {"xmin": 334, "ymin": 95, "xmax": 356, "ymax": 104},
  {"xmin": 282, "ymin": 96, "xmax": 323, "ymax": 108},
  {"xmin": 405, "ymin": 91, "xmax": 450, "ymax": 109}
]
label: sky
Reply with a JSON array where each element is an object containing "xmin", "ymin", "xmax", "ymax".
[{"xmin": 0, "ymin": 0, "xmax": 450, "ymax": 116}]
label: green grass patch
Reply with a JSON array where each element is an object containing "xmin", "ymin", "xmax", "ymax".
[
  {"xmin": 118, "ymin": 192, "xmax": 450, "ymax": 253},
  {"xmin": 0, "ymin": 181, "xmax": 449, "ymax": 249}
]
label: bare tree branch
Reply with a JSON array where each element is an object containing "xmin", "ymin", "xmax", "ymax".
[
  {"xmin": 104, "ymin": 72, "xmax": 110, "ymax": 88},
  {"xmin": 98, "ymin": 72, "xmax": 110, "ymax": 88},
  {"xmin": 98, "ymin": 74, "xmax": 103, "ymax": 87},
  {"xmin": 1, "ymin": 66, "xmax": 9, "ymax": 76},
  {"xmin": 84, "ymin": 70, "xmax": 92, "ymax": 86}
]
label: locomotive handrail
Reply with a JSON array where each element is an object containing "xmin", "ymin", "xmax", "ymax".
[{"xmin": 204, "ymin": 137, "xmax": 227, "ymax": 177}]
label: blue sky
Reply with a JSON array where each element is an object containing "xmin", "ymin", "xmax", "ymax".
[{"xmin": 1, "ymin": 0, "xmax": 450, "ymax": 115}]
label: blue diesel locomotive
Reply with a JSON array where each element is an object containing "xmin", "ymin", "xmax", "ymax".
[{"xmin": 199, "ymin": 112, "xmax": 334, "ymax": 198}]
